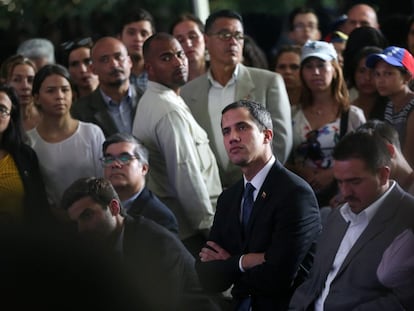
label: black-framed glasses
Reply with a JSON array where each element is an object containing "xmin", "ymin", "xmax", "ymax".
[
  {"xmin": 61, "ymin": 37, "xmax": 93, "ymax": 51},
  {"xmin": 100, "ymin": 154, "xmax": 139, "ymax": 167},
  {"xmin": 293, "ymin": 23, "xmax": 318, "ymax": 31},
  {"xmin": 208, "ymin": 31, "xmax": 244, "ymax": 41},
  {"xmin": 0, "ymin": 106, "xmax": 11, "ymax": 119}
]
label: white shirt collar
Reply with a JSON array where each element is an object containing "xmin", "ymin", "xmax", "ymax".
[
  {"xmin": 207, "ymin": 64, "xmax": 240, "ymax": 87},
  {"xmin": 243, "ymin": 156, "xmax": 275, "ymax": 200},
  {"xmin": 340, "ymin": 180, "xmax": 396, "ymax": 224}
]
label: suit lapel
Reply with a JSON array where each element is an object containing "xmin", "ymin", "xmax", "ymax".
[
  {"xmin": 244, "ymin": 162, "xmax": 280, "ymax": 237},
  {"xmin": 90, "ymin": 91, "xmax": 119, "ymax": 135},
  {"xmin": 235, "ymin": 64, "xmax": 255, "ymax": 101},
  {"xmin": 336, "ymin": 185, "xmax": 402, "ymax": 276}
]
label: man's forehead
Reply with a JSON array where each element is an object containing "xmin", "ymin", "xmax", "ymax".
[{"xmin": 68, "ymin": 197, "xmax": 98, "ymax": 218}]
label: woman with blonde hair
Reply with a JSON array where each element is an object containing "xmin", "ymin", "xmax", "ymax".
[{"xmin": 5, "ymin": 54, "xmax": 41, "ymax": 131}]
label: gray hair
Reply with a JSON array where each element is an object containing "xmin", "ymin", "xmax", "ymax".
[{"xmin": 17, "ymin": 38, "xmax": 55, "ymax": 64}]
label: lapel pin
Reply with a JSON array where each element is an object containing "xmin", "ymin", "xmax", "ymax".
[{"xmin": 261, "ymin": 192, "xmax": 266, "ymax": 199}]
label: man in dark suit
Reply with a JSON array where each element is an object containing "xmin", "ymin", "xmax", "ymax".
[
  {"xmin": 71, "ymin": 37, "xmax": 141, "ymax": 137},
  {"xmin": 61, "ymin": 177, "xmax": 219, "ymax": 311},
  {"xmin": 102, "ymin": 132, "xmax": 178, "ymax": 234},
  {"xmin": 196, "ymin": 100, "xmax": 321, "ymax": 310},
  {"xmin": 289, "ymin": 131, "xmax": 414, "ymax": 310},
  {"xmin": 181, "ymin": 9, "xmax": 292, "ymax": 188}
]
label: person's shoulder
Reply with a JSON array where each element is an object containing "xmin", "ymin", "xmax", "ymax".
[
  {"xmin": 242, "ymin": 64, "xmax": 280, "ymax": 79},
  {"xmin": 268, "ymin": 161, "xmax": 315, "ymax": 192},
  {"xmin": 125, "ymin": 215, "xmax": 184, "ymax": 250},
  {"xmin": 183, "ymin": 73, "xmax": 208, "ymax": 88},
  {"xmin": 72, "ymin": 90, "xmax": 102, "ymax": 113},
  {"xmin": 11, "ymin": 142, "xmax": 38, "ymax": 163},
  {"xmin": 181, "ymin": 73, "xmax": 208, "ymax": 97},
  {"xmin": 77, "ymin": 121, "xmax": 104, "ymax": 136}
]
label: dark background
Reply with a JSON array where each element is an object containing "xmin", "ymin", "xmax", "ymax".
[{"xmin": 0, "ymin": 0, "xmax": 413, "ymax": 66}]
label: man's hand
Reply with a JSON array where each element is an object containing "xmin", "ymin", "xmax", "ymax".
[
  {"xmin": 199, "ymin": 241, "xmax": 231, "ymax": 262},
  {"xmin": 241, "ymin": 253, "xmax": 265, "ymax": 270}
]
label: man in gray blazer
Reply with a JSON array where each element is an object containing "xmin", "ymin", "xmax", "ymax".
[
  {"xmin": 180, "ymin": 9, "xmax": 292, "ymax": 188},
  {"xmin": 289, "ymin": 131, "xmax": 414, "ymax": 310}
]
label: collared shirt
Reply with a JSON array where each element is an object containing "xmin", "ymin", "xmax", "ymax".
[
  {"xmin": 130, "ymin": 71, "xmax": 148, "ymax": 93},
  {"xmin": 132, "ymin": 81, "xmax": 222, "ymax": 239},
  {"xmin": 239, "ymin": 155, "xmax": 276, "ymax": 272},
  {"xmin": 100, "ymin": 87, "xmax": 135, "ymax": 133},
  {"xmin": 207, "ymin": 64, "xmax": 239, "ymax": 169},
  {"xmin": 315, "ymin": 181, "xmax": 396, "ymax": 311},
  {"xmin": 122, "ymin": 189, "xmax": 143, "ymax": 212}
]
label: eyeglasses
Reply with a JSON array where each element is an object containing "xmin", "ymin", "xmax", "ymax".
[
  {"xmin": 293, "ymin": 23, "xmax": 318, "ymax": 31},
  {"xmin": 100, "ymin": 154, "xmax": 138, "ymax": 167},
  {"xmin": 61, "ymin": 37, "xmax": 93, "ymax": 51},
  {"xmin": 0, "ymin": 106, "xmax": 11, "ymax": 119},
  {"xmin": 209, "ymin": 31, "xmax": 244, "ymax": 41}
]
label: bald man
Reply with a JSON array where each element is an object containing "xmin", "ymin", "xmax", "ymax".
[
  {"xmin": 343, "ymin": 3, "xmax": 379, "ymax": 35},
  {"xmin": 72, "ymin": 37, "xmax": 143, "ymax": 137}
]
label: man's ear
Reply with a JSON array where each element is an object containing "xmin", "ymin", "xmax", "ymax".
[
  {"xmin": 263, "ymin": 128, "xmax": 273, "ymax": 144},
  {"xmin": 108, "ymin": 199, "xmax": 121, "ymax": 216},
  {"xmin": 141, "ymin": 163, "xmax": 149, "ymax": 176}
]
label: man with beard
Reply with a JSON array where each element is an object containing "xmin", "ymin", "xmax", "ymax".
[
  {"xmin": 61, "ymin": 177, "xmax": 220, "ymax": 311},
  {"xmin": 132, "ymin": 33, "xmax": 222, "ymax": 257},
  {"xmin": 71, "ymin": 37, "xmax": 142, "ymax": 137},
  {"xmin": 118, "ymin": 8, "xmax": 155, "ymax": 93},
  {"xmin": 289, "ymin": 131, "xmax": 414, "ymax": 310}
]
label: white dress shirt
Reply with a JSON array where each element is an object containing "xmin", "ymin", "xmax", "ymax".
[{"xmin": 314, "ymin": 181, "xmax": 396, "ymax": 311}]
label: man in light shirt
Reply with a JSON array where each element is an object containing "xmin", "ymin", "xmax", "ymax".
[
  {"xmin": 132, "ymin": 33, "xmax": 222, "ymax": 257},
  {"xmin": 289, "ymin": 131, "xmax": 414, "ymax": 310}
]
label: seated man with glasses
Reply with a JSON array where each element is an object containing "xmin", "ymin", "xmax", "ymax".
[
  {"xmin": 101, "ymin": 132, "xmax": 178, "ymax": 234},
  {"xmin": 181, "ymin": 9, "xmax": 292, "ymax": 189},
  {"xmin": 60, "ymin": 37, "xmax": 99, "ymax": 99}
]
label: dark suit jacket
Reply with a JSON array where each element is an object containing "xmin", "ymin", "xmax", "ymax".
[
  {"xmin": 181, "ymin": 64, "xmax": 292, "ymax": 188},
  {"xmin": 195, "ymin": 161, "xmax": 321, "ymax": 310},
  {"xmin": 11, "ymin": 143, "xmax": 51, "ymax": 227},
  {"xmin": 289, "ymin": 183, "xmax": 414, "ymax": 311},
  {"xmin": 122, "ymin": 215, "xmax": 219, "ymax": 311},
  {"xmin": 128, "ymin": 187, "xmax": 179, "ymax": 235},
  {"xmin": 71, "ymin": 86, "xmax": 141, "ymax": 137}
]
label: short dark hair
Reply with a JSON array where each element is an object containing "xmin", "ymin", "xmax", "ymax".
[
  {"xmin": 103, "ymin": 132, "xmax": 149, "ymax": 166},
  {"xmin": 222, "ymin": 99, "xmax": 273, "ymax": 132},
  {"xmin": 273, "ymin": 44, "xmax": 301, "ymax": 69},
  {"xmin": 356, "ymin": 119, "xmax": 401, "ymax": 151},
  {"xmin": 288, "ymin": 7, "xmax": 318, "ymax": 31},
  {"xmin": 333, "ymin": 131, "xmax": 391, "ymax": 174},
  {"xmin": 0, "ymin": 84, "xmax": 24, "ymax": 150},
  {"xmin": 118, "ymin": 8, "xmax": 156, "ymax": 34},
  {"xmin": 61, "ymin": 177, "xmax": 124, "ymax": 215},
  {"xmin": 170, "ymin": 12, "xmax": 205, "ymax": 34},
  {"xmin": 346, "ymin": 45, "xmax": 382, "ymax": 87},
  {"xmin": 205, "ymin": 9, "xmax": 243, "ymax": 34},
  {"xmin": 143, "ymin": 32, "xmax": 176, "ymax": 62},
  {"xmin": 60, "ymin": 37, "xmax": 94, "ymax": 68},
  {"xmin": 32, "ymin": 64, "xmax": 74, "ymax": 96}
]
